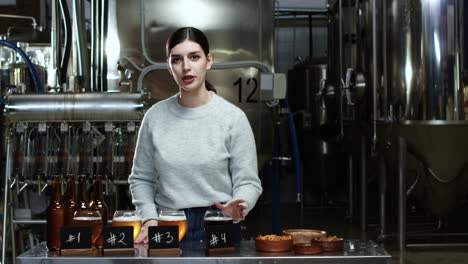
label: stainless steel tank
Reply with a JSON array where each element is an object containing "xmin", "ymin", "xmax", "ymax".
[
  {"xmin": 112, "ymin": 0, "xmax": 275, "ymax": 163},
  {"xmin": 385, "ymin": 0, "xmax": 464, "ymax": 121},
  {"xmin": 376, "ymin": 0, "xmax": 467, "ymax": 216}
]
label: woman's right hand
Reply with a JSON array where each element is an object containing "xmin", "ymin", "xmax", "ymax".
[{"xmin": 135, "ymin": 219, "xmax": 158, "ymax": 244}]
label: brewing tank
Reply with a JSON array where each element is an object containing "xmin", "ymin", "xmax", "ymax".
[
  {"xmin": 376, "ymin": 0, "xmax": 468, "ymax": 216},
  {"xmin": 385, "ymin": 0, "xmax": 464, "ymax": 121}
]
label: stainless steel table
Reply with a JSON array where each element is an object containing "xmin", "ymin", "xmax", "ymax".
[{"xmin": 17, "ymin": 240, "xmax": 391, "ymax": 264}]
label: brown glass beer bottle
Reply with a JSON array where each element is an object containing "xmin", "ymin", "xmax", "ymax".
[
  {"xmin": 46, "ymin": 175, "xmax": 64, "ymax": 251},
  {"xmin": 89, "ymin": 174, "xmax": 108, "ymax": 248},
  {"xmin": 63, "ymin": 174, "xmax": 76, "ymax": 226},
  {"xmin": 74, "ymin": 174, "xmax": 89, "ymax": 212}
]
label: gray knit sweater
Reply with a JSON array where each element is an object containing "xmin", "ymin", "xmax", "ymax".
[{"xmin": 128, "ymin": 92, "xmax": 263, "ymax": 223}]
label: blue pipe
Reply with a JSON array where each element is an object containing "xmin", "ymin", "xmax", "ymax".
[
  {"xmin": 0, "ymin": 40, "xmax": 44, "ymax": 93},
  {"xmin": 272, "ymin": 121, "xmax": 281, "ymax": 234},
  {"xmin": 280, "ymin": 99, "xmax": 303, "ymax": 203}
]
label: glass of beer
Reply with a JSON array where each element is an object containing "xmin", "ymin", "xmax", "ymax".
[
  {"xmin": 73, "ymin": 210, "xmax": 103, "ymax": 247},
  {"xmin": 157, "ymin": 209, "xmax": 187, "ymax": 242},
  {"xmin": 204, "ymin": 208, "xmax": 233, "ymax": 229},
  {"xmin": 112, "ymin": 210, "xmax": 142, "ymax": 240}
]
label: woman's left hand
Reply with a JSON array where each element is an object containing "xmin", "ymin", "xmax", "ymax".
[{"xmin": 215, "ymin": 199, "xmax": 248, "ymax": 221}]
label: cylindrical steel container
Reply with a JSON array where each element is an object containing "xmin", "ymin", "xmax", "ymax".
[
  {"xmin": 5, "ymin": 93, "xmax": 145, "ymax": 122},
  {"xmin": 385, "ymin": 0, "xmax": 464, "ymax": 121}
]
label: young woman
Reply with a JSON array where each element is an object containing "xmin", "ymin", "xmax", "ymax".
[{"xmin": 128, "ymin": 27, "xmax": 262, "ymax": 244}]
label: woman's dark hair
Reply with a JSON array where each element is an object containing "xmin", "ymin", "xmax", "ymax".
[{"xmin": 166, "ymin": 27, "xmax": 216, "ymax": 93}]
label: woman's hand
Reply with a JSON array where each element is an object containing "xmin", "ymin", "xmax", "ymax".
[
  {"xmin": 135, "ymin": 219, "xmax": 158, "ymax": 244},
  {"xmin": 215, "ymin": 199, "xmax": 248, "ymax": 221}
]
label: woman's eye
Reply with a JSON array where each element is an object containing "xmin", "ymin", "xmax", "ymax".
[
  {"xmin": 191, "ymin": 55, "xmax": 200, "ymax": 60},
  {"xmin": 171, "ymin": 58, "xmax": 181, "ymax": 63}
]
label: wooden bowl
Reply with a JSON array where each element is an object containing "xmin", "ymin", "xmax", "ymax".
[
  {"xmin": 282, "ymin": 229, "xmax": 327, "ymax": 244},
  {"xmin": 293, "ymin": 243, "xmax": 322, "ymax": 255},
  {"xmin": 314, "ymin": 239, "xmax": 344, "ymax": 252},
  {"xmin": 255, "ymin": 238, "xmax": 293, "ymax": 252}
]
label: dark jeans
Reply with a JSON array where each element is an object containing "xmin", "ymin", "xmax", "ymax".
[{"xmin": 182, "ymin": 207, "xmax": 241, "ymax": 245}]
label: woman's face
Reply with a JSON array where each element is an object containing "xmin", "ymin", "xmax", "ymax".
[{"xmin": 168, "ymin": 40, "xmax": 213, "ymax": 93}]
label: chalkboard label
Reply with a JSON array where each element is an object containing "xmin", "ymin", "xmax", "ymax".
[
  {"xmin": 206, "ymin": 224, "xmax": 233, "ymax": 249},
  {"xmin": 148, "ymin": 226, "xmax": 179, "ymax": 249},
  {"xmin": 102, "ymin": 226, "xmax": 134, "ymax": 249},
  {"xmin": 60, "ymin": 226, "xmax": 92, "ymax": 249}
]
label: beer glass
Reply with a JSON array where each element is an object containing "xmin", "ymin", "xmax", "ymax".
[
  {"xmin": 204, "ymin": 208, "xmax": 233, "ymax": 230},
  {"xmin": 112, "ymin": 210, "xmax": 142, "ymax": 240},
  {"xmin": 157, "ymin": 209, "xmax": 187, "ymax": 241},
  {"xmin": 73, "ymin": 210, "xmax": 103, "ymax": 247}
]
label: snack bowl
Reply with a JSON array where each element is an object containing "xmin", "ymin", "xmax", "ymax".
[
  {"xmin": 255, "ymin": 235, "xmax": 293, "ymax": 252},
  {"xmin": 313, "ymin": 237, "xmax": 344, "ymax": 252},
  {"xmin": 293, "ymin": 243, "xmax": 322, "ymax": 255},
  {"xmin": 282, "ymin": 229, "xmax": 327, "ymax": 244}
]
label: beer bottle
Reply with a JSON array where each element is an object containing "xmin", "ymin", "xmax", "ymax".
[
  {"xmin": 74, "ymin": 174, "xmax": 89, "ymax": 212},
  {"xmin": 89, "ymin": 174, "xmax": 108, "ymax": 225},
  {"xmin": 46, "ymin": 175, "xmax": 64, "ymax": 251},
  {"xmin": 89, "ymin": 174, "xmax": 108, "ymax": 248},
  {"xmin": 63, "ymin": 174, "xmax": 76, "ymax": 226}
]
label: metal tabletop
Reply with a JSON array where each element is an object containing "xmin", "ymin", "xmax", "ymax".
[{"xmin": 17, "ymin": 240, "xmax": 391, "ymax": 264}]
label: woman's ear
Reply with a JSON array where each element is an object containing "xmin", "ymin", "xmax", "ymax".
[
  {"xmin": 206, "ymin": 53, "xmax": 213, "ymax": 70},
  {"xmin": 167, "ymin": 58, "xmax": 173, "ymax": 75}
]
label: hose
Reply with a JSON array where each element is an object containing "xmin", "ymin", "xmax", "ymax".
[
  {"xmin": 0, "ymin": 40, "xmax": 44, "ymax": 93},
  {"xmin": 59, "ymin": 0, "xmax": 71, "ymax": 85},
  {"xmin": 280, "ymin": 99, "xmax": 303, "ymax": 204}
]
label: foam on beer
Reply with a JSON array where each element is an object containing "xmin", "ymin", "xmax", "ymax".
[
  {"xmin": 204, "ymin": 216, "xmax": 233, "ymax": 221},
  {"xmin": 112, "ymin": 216, "xmax": 141, "ymax": 222},
  {"xmin": 73, "ymin": 216, "xmax": 102, "ymax": 221},
  {"xmin": 157, "ymin": 215, "xmax": 186, "ymax": 221}
]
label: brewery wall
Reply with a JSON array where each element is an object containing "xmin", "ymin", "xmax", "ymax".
[{"xmin": 2, "ymin": 0, "xmax": 468, "ymax": 262}]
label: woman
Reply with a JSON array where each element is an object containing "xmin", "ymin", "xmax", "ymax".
[{"xmin": 128, "ymin": 27, "xmax": 262, "ymax": 244}]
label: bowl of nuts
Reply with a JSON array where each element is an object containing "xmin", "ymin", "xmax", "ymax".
[
  {"xmin": 255, "ymin": 234, "xmax": 293, "ymax": 252},
  {"xmin": 312, "ymin": 236, "xmax": 344, "ymax": 252},
  {"xmin": 282, "ymin": 229, "xmax": 327, "ymax": 244}
]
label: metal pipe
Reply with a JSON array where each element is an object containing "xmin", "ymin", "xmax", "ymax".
[
  {"xmin": 140, "ymin": 0, "xmax": 157, "ymax": 65},
  {"xmin": 360, "ymin": 136, "xmax": 367, "ymax": 231},
  {"xmin": 308, "ymin": 14, "xmax": 313, "ymax": 58},
  {"xmin": 382, "ymin": 0, "xmax": 387, "ymax": 119},
  {"xmin": 275, "ymin": 8, "xmax": 329, "ymax": 14},
  {"xmin": 347, "ymin": 153, "xmax": 354, "ymax": 221},
  {"xmin": 58, "ymin": 0, "xmax": 71, "ymax": 86},
  {"xmin": 339, "ymin": 0, "xmax": 343, "ymax": 79},
  {"xmin": 371, "ymin": 0, "xmax": 378, "ymax": 147},
  {"xmin": 136, "ymin": 61, "xmax": 272, "ymax": 92},
  {"xmin": 90, "ymin": 0, "xmax": 96, "ymax": 92},
  {"xmin": 0, "ymin": 14, "xmax": 37, "ymax": 29},
  {"xmin": 5, "ymin": 93, "xmax": 145, "ymax": 122},
  {"xmin": 272, "ymin": 119, "xmax": 281, "ymax": 234},
  {"xmin": 100, "ymin": 0, "xmax": 108, "ymax": 92},
  {"xmin": 379, "ymin": 157, "xmax": 387, "ymax": 240},
  {"xmin": 50, "ymin": 0, "xmax": 60, "ymax": 88},
  {"xmin": 72, "ymin": 0, "xmax": 89, "ymax": 90},
  {"xmin": 398, "ymin": 136, "xmax": 407, "ymax": 251},
  {"xmin": 10, "ymin": 177, "xmax": 16, "ymax": 264},
  {"xmin": 407, "ymin": 243, "xmax": 468, "ymax": 248},
  {"xmin": 1, "ymin": 133, "xmax": 12, "ymax": 264}
]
